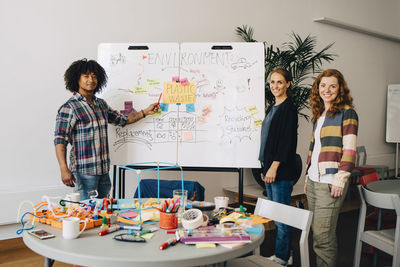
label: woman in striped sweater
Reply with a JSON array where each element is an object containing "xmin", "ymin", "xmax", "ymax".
[{"xmin": 305, "ymin": 69, "xmax": 358, "ymax": 267}]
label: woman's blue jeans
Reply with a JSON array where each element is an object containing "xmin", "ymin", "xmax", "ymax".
[
  {"xmin": 266, "ymin": 180, "xmax": 293, "ymax": 262},
  {"xmin": 73, "ymin": 172, "xmax": 111, "ymax": 200}
]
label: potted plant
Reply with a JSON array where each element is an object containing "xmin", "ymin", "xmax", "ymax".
[{"xmin": 235, "ymin": 25, "xmax": 336, "ymax": 188}]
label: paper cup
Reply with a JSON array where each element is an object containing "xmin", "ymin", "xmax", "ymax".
[{"xmin": 214, "ymin": 196, "xmax": 229, "ymax": 210}]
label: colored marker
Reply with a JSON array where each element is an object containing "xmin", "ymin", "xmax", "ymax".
[
  {"xmin": 157, "ymin": 93, "xmax": 162, "ymax": 105},
  {"xmin": 98, "ymin": 225, "xmax": 120, "ymax": 236},
  {"xmin": 159, "ymin": 238, "xmax": 176, "ymax": 250},
  {"xmin": 118, "ymin": 225, "xmax": 142, "ymax": 231},
  {"xmin": 138, "ymin": 230, "xmax": 152, "ymax": 236}
]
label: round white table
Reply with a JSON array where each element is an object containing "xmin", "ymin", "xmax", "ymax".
[
  {"xmin": 365, "ymin": 179, "xmax": 400, "ymax": 195},
  {"xmin": 23, "ymin": 222, "xmax": 264, "ymax": 267}
]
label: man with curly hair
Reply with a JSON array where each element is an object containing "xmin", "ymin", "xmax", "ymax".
[{"xmin": 54, "ymin": 59, "xmax": 159, "ymax": 200}]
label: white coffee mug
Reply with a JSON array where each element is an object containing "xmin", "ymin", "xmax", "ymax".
[
  {"xmin": 214, "ymin": 196, "xmax": 229, "ymax": 210},
  {"xmin": 62, "ymin": 217, "xmax": 87, "ymax": 239}
]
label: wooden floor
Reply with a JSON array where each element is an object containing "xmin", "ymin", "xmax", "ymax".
[{"xmin": 0, "ymin": 238, "xmax": 71, "ymax": 267}]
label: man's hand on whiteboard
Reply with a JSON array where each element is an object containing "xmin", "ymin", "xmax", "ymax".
[
  {"xmin": 61, "ymin": 168, "xmax": 76, "ymax": 187},
  {"xmin": 126, "ymin": 103, "xmax": 159, "ymax": 124},
  {"xmin": 144, "ymin": 102, "xmax": 160, "ymax": 116}
]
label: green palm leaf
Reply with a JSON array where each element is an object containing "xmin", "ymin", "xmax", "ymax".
[{"xmin": 236, "ymin": 26, "xmax": 336, "ymax": 121}]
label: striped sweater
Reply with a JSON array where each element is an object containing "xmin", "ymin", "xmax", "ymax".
[{"xmin": 306, "ymin": 105, "xmax": 358, "ymax": 188}]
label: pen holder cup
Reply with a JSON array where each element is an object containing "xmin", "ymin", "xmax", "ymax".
[{"xmin": 159, "ymin": 212, "xmax": 178, "ymax": 229}]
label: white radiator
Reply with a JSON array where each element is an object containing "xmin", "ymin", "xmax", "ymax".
[{"xmin": 0, "ymin": 185, "xmax": 72, "ymax": 225}]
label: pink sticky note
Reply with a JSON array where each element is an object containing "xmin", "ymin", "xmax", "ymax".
[
  {"xmin": 180, "ymin": 77, "xmax": 189, "ymax": 85},
  {"xmin": 172, "ymin": 76, "xmax": 180, "ymax": 82},
  {"xmin": 184, "ymin": 132, "xmax": 193, "ymax": 141},
  {"xmin": 120, "ymin": 211, "xmax": 138, "ymax": 218}
]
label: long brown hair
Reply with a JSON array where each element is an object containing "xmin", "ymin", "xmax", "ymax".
[{"xmin": 309, "ymin": 69, "xmax": 354, "ymax": 123}]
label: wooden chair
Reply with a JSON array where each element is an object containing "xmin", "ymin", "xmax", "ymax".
[
  {"xmin": 354, "ymin": 185, "xmax": 400, "ymax": 267},
  {"xmin": 226, "ymin": 198, "xmax": 313, "ymax": 267}
]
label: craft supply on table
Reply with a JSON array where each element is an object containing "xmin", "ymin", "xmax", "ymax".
[
  {"xmin": 159, "ymin": 211, "xmax": 178, "ymax": 229},
  {"xmin": 214, "ymin": 197, "xmax": 229, "ymax": 210},
  {"xmin": 191, "ymin": 201, "xmax": 215, "ymax": 219},
  {"xmin": 98, "ymin": 225, "xmax": 120, "ymax": 236},
  {"xmin": 159, "ymin": 237, "xmax": 179, "ymax": 250},
  {"xmin": 179, "ymin": 225, "xmax": 251, "ymax": 244},
  {"xmin": 181, "ymin": 209, "xmax": 203, "ymax": 230}
]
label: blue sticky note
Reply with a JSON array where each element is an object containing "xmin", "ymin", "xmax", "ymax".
[
  {"xmin": 245, "ymin": 227, "xmax": 263, "ymax": 234},
  {"xmin": 160, "ymin": 103, "xmax": 169, "ymax": 112},
  {"xmin": 186, "ymin": 104, "xmax": 195, "ymax": 112}
]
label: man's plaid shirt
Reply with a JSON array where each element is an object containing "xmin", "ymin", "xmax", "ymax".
[{"xmin": 54, "ymin": 92, "xmax": 127, "ymax": 175}]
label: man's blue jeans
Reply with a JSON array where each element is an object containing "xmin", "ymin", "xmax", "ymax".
[
  {"xmin": 73, "ymin": 172, "xmax": 111, "ymax": 200},
  {"xmin": 266, "ymin": 180, "xmax": 293, "ymax": 262}
]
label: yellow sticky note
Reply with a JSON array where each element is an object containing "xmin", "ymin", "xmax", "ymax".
[
  {"xmin": 140, "ymin": 233, "xmax": 154, "ymax": 240},
  {"xmin": 148, "ymin": 108, "xmax": 162, "ymax": 117},
  {"xmin": 248, "ymin": 105, "xmax": 258, "ymax": 115},
  {"xmin": 134, "ymin": 86, "xmax": 148, "ymax": 94},
  {"xmin": 196, "ymin": 243, "xmax": 216, "ymax": 248},
  {"xmin": 254, "ymin": 118, "xmax": 262, "ymax": 128},
  {"xmin": 146, "ymin": 78, "xmax": 160, "ymax": 86},
  {"xmin": 163, "ymin": 81, "xmax": 196, "ymax": 104}
]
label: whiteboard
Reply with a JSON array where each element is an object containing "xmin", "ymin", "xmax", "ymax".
[
  {"xmin": 386, "ymin": 84, "xmax": 400, "ymax": 143},
  {"xmin": 97, "ymin": 42, "xmax": 265, "ymax": 168}
]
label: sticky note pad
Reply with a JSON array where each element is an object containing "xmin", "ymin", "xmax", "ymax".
[
  {"xmin": 184, "ymin": 132, "xmax": 193, "ymax": 141},
  {"xmin": 134, "ymin": 86, "xmax": 148, "ymax": 94},
  {"xmin": 245, "ymin": 227, "xmax": 263, "ymax": 235},
  {"xmin": 120, "ymin": 211, "xmax": 138, "ymax": 219},
  {"xmin": 146, "ymin": 78, "xmax": 160, "ymax": 86},
  {"xmin": 186, "ymin": 104, "xmax": 195, "ymax": 112},
  {"xmin": 254, "ymin": 118, "xmax": 262, "ymax": 128},
  {"xmin": 140, "ymin": 233, "xmax": 154, "ymax": 240},
  {"xmin": 148, "ymin": 108, "xmax": 162, "ymax": 117},
  {"xmin": 248, "ymin": 105, "xmax": 258, "ymax": 115},
  {"xmin": 160, "ymin": 103, "xmax": 169, "ymax": 112},
  {"xmin": 196, "ymin": 243, "xmax": 216, "ymax": 248}
]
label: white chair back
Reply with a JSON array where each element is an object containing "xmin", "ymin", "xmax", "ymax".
[
  {"xmin": 254, "ymin": 198, "xmax": 313, "ymax": 267},
  {"xmin": 354, "ymin": 185, "xmax": 400, "ymax": 267}
]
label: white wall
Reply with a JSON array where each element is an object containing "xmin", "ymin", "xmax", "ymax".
[{"xmin": 1, "ymin": 0, "xmax": 399, "ymax": 234}]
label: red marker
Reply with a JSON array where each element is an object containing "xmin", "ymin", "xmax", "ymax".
[
  {"xmin": 157, "ymin": 93, "xmax": 162, "ymax": 105},
  {"xmin": 98, "ymin": 225, "xmax": 119, "ymax": 236},
  {"xmin": 159, "ymin": 238, "xmax": 176, "ymax": 250}
]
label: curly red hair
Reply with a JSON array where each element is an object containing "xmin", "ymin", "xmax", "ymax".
[{"xmin": 309, "ymin": 69, "xmax": 354, "ymax": 123}]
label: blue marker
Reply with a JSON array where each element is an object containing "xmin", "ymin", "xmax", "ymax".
[{"xmin": 118, "ymin": 225, "xmax": 142, "ymax": 231}]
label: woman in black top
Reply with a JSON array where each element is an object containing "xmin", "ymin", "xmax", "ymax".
[{"xmin": 259, "ymin": 68, "xmax": 298, "ymax": 266}]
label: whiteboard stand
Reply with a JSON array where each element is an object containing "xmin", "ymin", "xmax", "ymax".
[
  {"xmin": 386, "ymin": 84, "xmax": 400, "ymax": 178},
  {"xmin": 112, "ymin": 166, "xmax": 245, "ymax": 205},
  {"xmin": 396, "ymin": 143, "xmax": 399, "ymax": 178}
]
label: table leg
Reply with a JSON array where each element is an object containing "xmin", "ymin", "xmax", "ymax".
[
  {"xmin": 238, "ymin": 168, "xmax": 243, "ymax": 206},
  {"xmin": 44, "ymin": 258, "xmax": 54, "ymax": 267}
]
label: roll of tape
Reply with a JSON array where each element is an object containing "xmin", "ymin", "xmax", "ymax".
[{"xmin": 181, "ymin": 209, "xmax": 203, "ymax": 230}]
